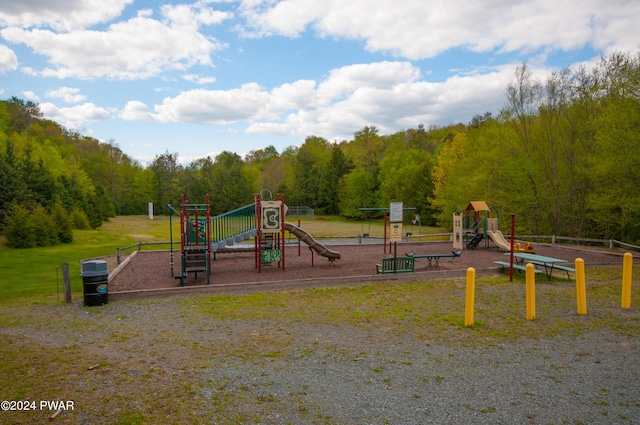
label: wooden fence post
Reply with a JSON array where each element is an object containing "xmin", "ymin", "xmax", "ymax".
[{"xmin": 62, "ymin": 262, "xmax": 71, "ymax": 303}]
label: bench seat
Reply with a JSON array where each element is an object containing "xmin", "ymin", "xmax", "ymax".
[
  {"xmin": 376, "ymin": 257, "xmax": 415, "ymax": 274},
  {"xmin": 527, "ymin": 260, "xmax": 575, "ymax": 279},
  {"xmin": 494, "ymin": 261, "xmax": 543, "ymax": 274}
]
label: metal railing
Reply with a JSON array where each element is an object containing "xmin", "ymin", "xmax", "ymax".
[{"xmin": 210, "ymin": 203, "xmax": 256, "ymax": 244}]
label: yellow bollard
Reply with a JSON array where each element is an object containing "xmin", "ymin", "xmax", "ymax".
[
  {"xmin": 575, "ymin": 258, "xmax": 587, "ymax": 315},
  {"xmin": 622, "ymin": 252, "xmax": 633, "ymax": 309},
  {"xmin": 526, "ymin": 263, "xmax": 536, "ymax": 320},
  {"xmin": 465, "ymin": 267, "xmax": 476, "ymax": 327}
]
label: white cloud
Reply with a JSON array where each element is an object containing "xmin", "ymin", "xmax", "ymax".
[
  {"xmin": 183, "ymin": 74, "xmax": 217, "ymax": 84},
  {"xmin": 40, "ymin": 102, "xmax": 111, "ymax": 130},
  {"xmin": 22, "ymin": 90, "xmax": 40, "ymax": 101},
  {"xmin": 46, "ymin": 86, "xmax": 86, "ymax": 103},
  {"xmin": 0, "ymin": 5, "xmax": 231, "ymax": 80},
  {"xmin": 0, "ymin": 0, "xmax": 133, "ymax": 31},
  {"xmin": 256, "ymin": 79, "xmax": 317, "ymax": 120},
  {"xmin": 153, "ymin": 83, "xmax": 270, "ymax": 124},
  {"xmin": 122, "ymin": 100, "xmax": 154, "ymax": 121},
  {"xmin": 129, "ymin": 60, "xmax": 515, "ymax": 141},
  {"xmin": 317, "ymin": 62, "xmax": 421, "ymax": 103},
  {"xmin": 237, "ymin": 0, "xmax": 327, "ymax": 37},
  {"xmin": 0, "ymin": 44, "xmax": 18, "ymax": 71},
  {"xmin": 160, "ymin": 2, "xmax": 231, "ymax": 29},
  {"xmin": 238, "ymin": 0, "xmax": 640, "ymax": 59}
]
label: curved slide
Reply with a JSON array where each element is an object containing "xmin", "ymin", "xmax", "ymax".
[
  {"xmin": 284, "ymin": 222, "xmax": 341, "ymax": 262},
  {"xmin": 487, "ymin": 230, "xmax": 511, "ymax": 252}
]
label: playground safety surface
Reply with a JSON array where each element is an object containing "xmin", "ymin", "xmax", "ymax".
[{"xmin": 107, "ymin": 241, "xmax": 623, "ymax": 299}]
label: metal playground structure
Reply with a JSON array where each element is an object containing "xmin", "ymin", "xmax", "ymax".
[{"xmin": 169, "ymin": 190, "xmax": 341, "ymax": 285}]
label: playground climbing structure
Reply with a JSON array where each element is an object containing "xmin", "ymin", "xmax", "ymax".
[
  {"xmin": 456, "ymin": 201, "xmax": 499, "ymax": 250},
  {"xmin": 207, "ymin": 190, "xmax": 340, "ymax": 267},
  {"xmin": 169, "ymin": 194, "xmax": 211, "ymax": 286},
  {"xmin": 169, "ymin": 190, "xmax": 341, "ymax": 284},
  {"xmin": 254, "ymin": 191, "xmax": 287, "ymax": 272}
]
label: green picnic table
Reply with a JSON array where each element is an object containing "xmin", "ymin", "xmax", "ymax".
[
  {"xmin": 405, "ymin": 251, "xmax": 461, "ymax": 267},
  {"xmin": 509, "ymin": 252, "xmax": 575, "ymax": 280}
]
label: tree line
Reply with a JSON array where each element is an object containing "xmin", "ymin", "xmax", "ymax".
[
  {"xmin": 1, "ymin": 49, "xmax": 639, "ymax": 248},
  {"xmin": 433, "ymin": 51, "xmax": 640, "ymax": 243}
]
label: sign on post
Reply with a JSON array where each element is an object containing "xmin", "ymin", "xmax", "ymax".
[
  {"xmin": 261, "ymin": 200, "xmax": 282, "ymax": 232},
  {"xmin": 390, "ymin": 202, "xmax": 403, "ymax": 223},
  {"xmin": 390, "ymin": 202, "xmax": 403, "ymax": 244},
  {"xmin": 390, "ymin": 223, "xmax": 403, "ymax": 242}
]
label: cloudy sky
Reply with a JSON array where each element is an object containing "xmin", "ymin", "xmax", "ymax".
[{"xmin": 1, "ymin": 0, "xmax": 638, "ymax": 165}]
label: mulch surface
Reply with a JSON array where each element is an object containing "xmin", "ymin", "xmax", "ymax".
[{"xmin": 108, "ymin": 241, "xmax": 623, "ymax": 294}]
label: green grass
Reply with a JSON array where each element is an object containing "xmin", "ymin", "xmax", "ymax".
[
  {"xmin": 0, "ymin": 216, "xmax": 179, "ymax": 305},
  {"xmin": 289, "ymin": 214, "xmax": 445, "ymax": 239},
  {"xmin": 185, "ymin": 271, "xmax": 640, "ymax": 344}
]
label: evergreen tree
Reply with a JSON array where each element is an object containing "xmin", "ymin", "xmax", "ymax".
[{"xmin": 51, "ymin": 201, "xmax": 73, "ymax": 243}]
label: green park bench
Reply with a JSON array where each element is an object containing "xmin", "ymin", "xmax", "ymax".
[{"xmin": 376, "ymin": 257, "xmax": 415, "ymax": 274}]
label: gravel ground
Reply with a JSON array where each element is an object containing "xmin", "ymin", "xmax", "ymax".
[
  {"xmin": 4, "ymin": 298, "xmax": 638, "ymax": 424},
  {"xmin": 202, "ymin": 327, "xmax": 639, "ymax": 424},
  {"xmin": 3, "ymin": 242, "xmax": 638, "ymax": 424}
]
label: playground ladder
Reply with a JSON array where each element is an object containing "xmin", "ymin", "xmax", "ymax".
[
  {"xmin": 183, "ymin": 245, "xmax": 207, "ymax": 275},
  {"xmin": 168, "ymin": 194, "xmax": 212, "ymax": 286}
]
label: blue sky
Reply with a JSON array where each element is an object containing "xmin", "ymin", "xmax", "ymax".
[{"xmin": 1, "ymin": 0, "xmax": 638, "ymax": 165}]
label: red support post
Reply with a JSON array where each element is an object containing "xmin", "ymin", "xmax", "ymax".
[
  {"xmin": 384, "ymin": 210, "xmax": 388, "ymax": 254},
  {"xmin": 194, "ymin": 205, "xmax": 199, "ymax": 246},
  {"xmin": 509, "ymin": 214, "xmax": 515, "ymax": 282},
  {"xmin": 179, "ymin": 194, "xmax": 185, "ymax": 254},
  {"xmin": 206, "ymin": 194, "xmax": 211, "ymax": 277},
  {"xmin": 297, "ymin": 219, "xmax": 301, "ymax": 257},
  {"xmin": 255, "ymin": 193, "xmax": 261, "ymax": 272},
  {"xmin": 280, "ymin": 193, "xmax": 285, "ymax": 272}
]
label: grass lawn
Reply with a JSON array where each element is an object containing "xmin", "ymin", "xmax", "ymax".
[{"xmin": 0, "ymin": 216, "xmax": 180, "ymax": 304}]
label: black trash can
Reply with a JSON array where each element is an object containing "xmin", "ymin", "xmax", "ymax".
[{"xmin": 81, "ymin": 260, "xmax": 109, "ymax": 306}]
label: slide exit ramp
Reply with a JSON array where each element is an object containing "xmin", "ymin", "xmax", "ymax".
[{"xmin": 284, "ymin": 222, "xmax": 341, "ymax": 262}]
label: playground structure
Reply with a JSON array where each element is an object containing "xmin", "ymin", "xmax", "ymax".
[
  {"xmin": 168, "ymin": 194, "xmax": 212, "ymax": 286},
  {"xmin": 454, "ymin": 201, "xmax": 536, "ymax": 253},
  {"xmin": 513, "ymin": 241, "xmax": 536, "ymax": 254},
  {"xmin": 487, "ymin": 229, "xmax": 535, "ymax": 253},
  {"xmin": 454, "ymin": 201, "xmax": 500, "ymax": 250},
  {"xmin": 487, "ymin": 230, "xmax": 511, "ymax": 252},
  {"xmin": 169, "ymin": 190, "xmax": 341, "ymax": 283}
]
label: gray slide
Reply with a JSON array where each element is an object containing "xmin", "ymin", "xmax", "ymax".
[{"xmin": 284, "ymin": 222, "xmax": 341, "ymax": 262}]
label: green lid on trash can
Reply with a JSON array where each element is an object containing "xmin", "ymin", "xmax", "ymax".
[{"xmin": 81, "ymin": 260, "xmax": 109, "ymax": 277}]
